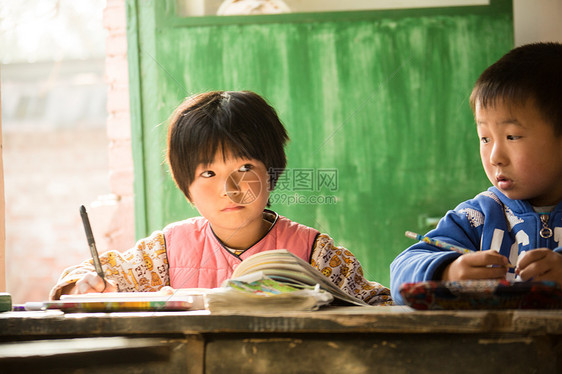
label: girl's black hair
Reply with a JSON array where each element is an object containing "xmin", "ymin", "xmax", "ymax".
[{"xmin": 167, "ymin": 91, "xmax": 289, "ymax": 200}]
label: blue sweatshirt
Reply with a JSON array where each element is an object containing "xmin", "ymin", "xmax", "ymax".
[{"xmin": 390, "ymin": 187, "xmax": 562, "ymax": 305}]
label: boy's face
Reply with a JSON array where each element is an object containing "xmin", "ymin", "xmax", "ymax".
[{"xmin": 475, "ymin": 99, "xmax": 562, "ymax": 207}]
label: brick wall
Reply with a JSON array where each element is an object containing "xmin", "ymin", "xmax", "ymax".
[{"xmin": 92, "ymin": 0, "xmax": 135, "ymax": 252}]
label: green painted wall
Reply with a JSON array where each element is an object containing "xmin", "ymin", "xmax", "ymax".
[{"xmin": 126, "ymin": 0, "xmax": 514, "ymax": 286}]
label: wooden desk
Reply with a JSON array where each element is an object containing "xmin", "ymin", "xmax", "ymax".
[{"xmin": 0, "ymin": 306, "xmax": 561, "ymax": 373}]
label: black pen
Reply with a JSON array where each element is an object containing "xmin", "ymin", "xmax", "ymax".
[{"xmin": 79, "ymin": 205, "xmax": 106, "ymax": 283}]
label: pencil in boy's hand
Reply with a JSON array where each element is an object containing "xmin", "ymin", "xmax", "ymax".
[
  {"xmin": 79, "ymin": 205, "xmax": 105, "ymax": 281},
  {"xmin": 405, "ymin": 231, "xmax": 515, "ymax": 268},
  {"xmin": 405, "ymin": 231, "xmax": 473, "ymax": 254}
]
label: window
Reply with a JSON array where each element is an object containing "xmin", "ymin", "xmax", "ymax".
[{"xmin": 177, "ymin": 0, "xmax": 489, "ymax": 17}]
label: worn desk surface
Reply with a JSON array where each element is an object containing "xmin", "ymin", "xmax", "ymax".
[{"xmin": 1, "ymin": 306, "xmax": 561, "ymax": 373}]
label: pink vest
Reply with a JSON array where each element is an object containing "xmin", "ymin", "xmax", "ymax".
[{"xmin": 165, "ymin": 211, "xmax": 319, "ymax": 289}]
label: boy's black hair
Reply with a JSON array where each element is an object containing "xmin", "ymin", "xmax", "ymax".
[
  {"xmin": 167, "ymin": 90, "xmax": 289, "ymax": 200},
  {"xmin": 470, "ymin": 42, "xmax": 562, "ymax": 135}
]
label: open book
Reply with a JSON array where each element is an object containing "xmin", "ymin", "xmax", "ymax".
[
  {"xmin": 206, "ymin": 275, "xmax": 333, "ymax": 312},
  {"xmin": 228, "ymin": 249, "xmax": 369, "ymax": 307}
]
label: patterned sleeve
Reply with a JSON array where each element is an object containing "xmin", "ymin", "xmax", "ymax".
[
  {"xmin": 49, "ymin": 231, "xmax": 170, "ymax": 300},
  {"xmin": 311, "ymin": 234, "xmax": 392, "ymax": 306}
]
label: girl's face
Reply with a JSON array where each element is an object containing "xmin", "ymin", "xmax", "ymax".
[
  {"xmin": 188, "ymin": 150, "xmax": 271, "ymax": 246},
  {"xmin": 476, "ymin": 99, "xmax": 562, "ymax": 207}
]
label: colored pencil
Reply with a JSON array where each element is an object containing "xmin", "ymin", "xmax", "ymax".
[
  {"xmin": 405, "ymin": 231, "xmax": 515, "ymax": 268},
  {"xmin": 405, "ymin": 231, "xmax": 472, "ymax": 254}
]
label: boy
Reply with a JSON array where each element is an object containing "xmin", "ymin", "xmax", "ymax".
[{"xmin": 390, "ymin": 42, "xmax": 562, "ymax": 304}]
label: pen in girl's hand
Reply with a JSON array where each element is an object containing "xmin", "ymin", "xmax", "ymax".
[{"xmin": 79, "ymin": 205, "xmax": 106, "ymax": 283}]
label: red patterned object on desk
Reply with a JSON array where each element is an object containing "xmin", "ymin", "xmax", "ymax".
[{"xmin": 399, "ymin": 279, "xmax": 562, "ymax": 310}]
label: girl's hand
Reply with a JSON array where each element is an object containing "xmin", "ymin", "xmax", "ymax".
[
  {"xmin": 68, "ymin": 272, "xmax": 118, "ymax": 295},
  {"xmin": 158, "ymin": 286, "xmax": 176, "ymax": 295},
  {"xmin": 516, "ymin": 249, "xmax": 562, "ymax": 287},
  {"xmin": 442, "ymin": 251, "xmax": 510, "ymax": 281}
]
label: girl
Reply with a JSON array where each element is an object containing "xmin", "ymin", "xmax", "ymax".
[{"xmin": 50, "ymin": 91, "xmax": 391, "ymax": 305}]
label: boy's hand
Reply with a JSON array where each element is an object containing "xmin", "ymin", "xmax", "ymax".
[
  {"xmin": 442, "ymin": 251, "xmax": 509, "ymax": 281},
  {"xmin": 68, "ymin": 272, "xmax": 118, "ymax": 295},
  {"xmin": 516, "ymin": 249, "xmax": 562, "ymax": 287}
]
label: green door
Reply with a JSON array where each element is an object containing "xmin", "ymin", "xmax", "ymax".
[{"xmin": 126, "ymin": 0, "xmax": 513, "ymax": 286}]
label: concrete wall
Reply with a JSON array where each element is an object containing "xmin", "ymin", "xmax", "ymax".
[
  {"xmin": 2, "ymin": 0, "xmax": 134, "ymax": 304},
  {"xmin": 513, "ymin": 0, "xmax": 562, "ymax": 45}
]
